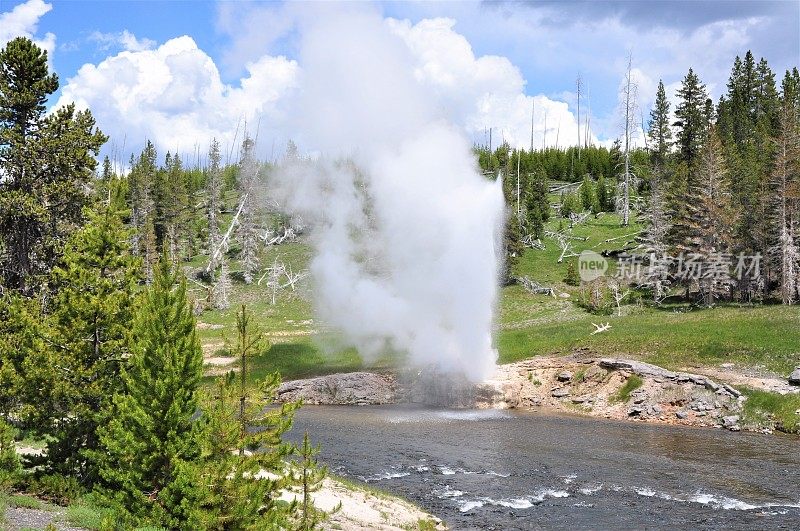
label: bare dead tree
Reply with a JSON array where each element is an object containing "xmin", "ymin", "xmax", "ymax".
[
  {"xmin": 237, "ymin": 136, "xmax": 260, "ymax": 284},
  {"xmin": 206, "ymin": 138, "xmax": 223, "ymax": 274},
  {"xmin": 618, "ymin": 52, "xmax": 639, "ymax": 226},
  {"xmin": 769, "ymin": 104, "xmax": 800, "ymax": 304}
]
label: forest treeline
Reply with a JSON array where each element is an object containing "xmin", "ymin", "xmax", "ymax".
[
  {"xmin": 478, "ymin": 51, "xmax": 799, "ymax": 305},
  {"xmin": 0, "ymin": 38, "xmax": 326, "ymax": 529}
]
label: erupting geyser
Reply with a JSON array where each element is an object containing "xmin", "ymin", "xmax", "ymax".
[{"xmin": 271, "ymin": 5, "xmax": 505, "ymax": 382}]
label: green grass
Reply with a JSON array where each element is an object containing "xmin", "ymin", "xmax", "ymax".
[
  {"xmin": 740, "ymin": 388, "xmax": 800, "ymax": 434},
  {"xmin": 65, "ymin": 499, "xmax": 114, "ymax": 530},
  {"xmin": 5, "ymin": 493, "xmax": 52, "ymax": 510},
  {"xmin": 498, "ymin": 300, "xmax": 800, "ymax": 375},
  {"xmin": 192, "ymin": 211, "xmax": 800, "ymax": 384},
  {"xmin": 612, "ymin": 374, "xmax": 643, "ymax": 402}
]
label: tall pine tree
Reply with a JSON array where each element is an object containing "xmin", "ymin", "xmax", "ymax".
[
  {"xmin": 94, "ymin": 259, "xmax": 205, "ymax": 527},
  {"xmin": 37, "ymin": 203, "xmax": 139, "ymax": 485}
]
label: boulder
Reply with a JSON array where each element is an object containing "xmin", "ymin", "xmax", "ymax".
[
  {"xmin": 789, "ymin": 367, "xmax": 800, "ymax": 386},
  {"xmin": 557, "ymin": 371, "xmax": 573, "ymax": 382},
  {"xmin": 675, "ymin": 410, "xmax": 688, "ymax": 419},
  {"xmin": 722, "ymin": 415, "xmax": 740, "ymax": 429},
  {"xmin": 551, "ymin": 387, "xmax": 570, "ymax": 398}
]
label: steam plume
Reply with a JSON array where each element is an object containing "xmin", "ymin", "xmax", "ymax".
[{"xmin": 272, "ymin": 6, "xmax": 504, "ymax": 382}]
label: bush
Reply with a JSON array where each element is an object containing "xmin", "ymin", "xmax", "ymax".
[
  {"xmin": 564, "ymin": 261, "xmax": 581, "ymax": 286},
  {"xmin": 29, "ymin": 474, "xmax": 84, "ymax": 505},
  {"xmin": 577, "ymin": 279, "xmax": 614, "ymax": 314},
  {"xmin": 0, "ymin": 419, "xmax": 21, "ymax": 490}
]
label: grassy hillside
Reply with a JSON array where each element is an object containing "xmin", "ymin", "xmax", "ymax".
[{"xmin": 192, "ymin": 212, "xmax": 800, "ymax": 381}]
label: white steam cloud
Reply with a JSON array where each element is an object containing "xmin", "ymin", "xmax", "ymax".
[{"xmin": 272, "ymin": 6, "xmax": 504, "ymax": 382}]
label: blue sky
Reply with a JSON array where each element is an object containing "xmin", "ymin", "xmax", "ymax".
[{"xmin": 2, "ymin": 0, "xmax": 797, "ymax": 161}]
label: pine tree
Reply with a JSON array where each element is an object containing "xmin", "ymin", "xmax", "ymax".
[
  {"xmin": 237, "ymin": 137, "xmax": 260, "ymax": 284},
  {"xmin": 37, "ymin": 203, "xmax": 139, "ymax": 485},
  {"xmin": 674, "ymin": 68, "xmax": 709, "ymax": 170},
  {"xmin": 524, "ymin": 171, "xmax": 549, "ymax": 238},
  {"xmin": 294, "ymin": 432, "xmax": 329, "ymax": 530},
  {"xmin": 579, "ymin": 175, "xmax": 595, "ymax": 211},
  {"xmin": 94, "ymin": 259, "xmax": 206, "ymax": 528},
  {"xmin": 129, "ymin": 142, "xmax": 158, "ymax": 282},
  {"xmin": 648, "ymin": 80, "xmax": 673, "ymax": 165},
  {"xmin": 0, "ymin": 37, "xmax": 106, "ymax": 293},
  {"xmin": 195, "ymin": 305, "xmax": 300, "ymax": 529}
]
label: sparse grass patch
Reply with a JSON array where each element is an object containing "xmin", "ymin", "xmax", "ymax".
[
  {"xmin": 612, "ymin": 375, "xmax": 643, "ymax": 403},
  {"xmin": 573, "ymin": 368, "xmax": 587, "ymax": 383},
  {"xmin": 740, "ymin": 388, "xmax": 800, "ymax": 434},
  {"xmin": 65, "ymin": 497, "xmax": 114, "ymax": 530}
]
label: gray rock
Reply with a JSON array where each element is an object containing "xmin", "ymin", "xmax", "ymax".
[
  {"xmin": 557, "ymin": 371, "xmax": 573, "ymax": 382},
  {"xmin": 676, "ymin": 410, "xmax": 688, "ymax": 419},
  {"xmin": 789, "ymin": 367, "xmax": 800, "ymax": 386},
  {"xmin": 721, "ymin": 384, "xmax": 741, "ymax": 397},
  {"xmin": 628, "ymin": 406, "xmax": 644, "ymax": 417},
  {"xmin": 722, "ymin": 415, "xmax": 740, "ymax": 428},
  {"xmin": 551, "ymin": 387, "xmax": 570, "ymax": 398}
]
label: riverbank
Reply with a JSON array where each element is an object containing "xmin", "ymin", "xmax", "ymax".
[
  {"xmin": 1, "ymin": 478, "xmax": 444, "ymax": 531},
  {"xmin": 276, "ymin": 354, "xmax": 800, "ymax": 435}
]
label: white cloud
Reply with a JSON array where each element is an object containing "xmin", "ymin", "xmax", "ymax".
[
  {"xmin": 56, "ymin": 35, "xmax": 298, "ymax": 161},
  {"xmin": 89, "ymin": 30, "xmax": 156, "ymax": 52},
  {"xmin": 387, "ymin": 17, "xmax": 591, "ymax": 150},
  {"xmin": 58, "ymin": 11, "xmax": 595, "ymax": 160},
  {"xmin": 0, "ymin": 0, "xmax": 55, "ymax": 57}
]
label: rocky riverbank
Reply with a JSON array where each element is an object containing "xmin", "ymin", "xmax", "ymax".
[{"xmin": 276, "ymin": 355, "xmax": 800, "ymax": 434}]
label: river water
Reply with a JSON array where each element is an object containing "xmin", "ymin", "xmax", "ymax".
[{"xmin": 289, "ymin": 405, "xmax": 800, "ymax": 530}]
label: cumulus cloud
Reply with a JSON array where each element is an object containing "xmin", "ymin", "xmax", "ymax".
[
  {"xmin": 387, "ymin": 17, "xmax": 592, "ymax": 149},
  {"xmin": 56, "ymin": 35, "xmax": 298, "ymax": 162},
  {"xmin": 0, "ymin": 0, "xmax": 55, "ymax": 57},
  {"xmin": 58, "ymin": 10, "xmax": 592, "ymax": 160}
]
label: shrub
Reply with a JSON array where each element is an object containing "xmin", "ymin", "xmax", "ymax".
[
  {"xmin": 29, "ymin": 474, "xmax": 84, "ymax": 505},
  {"xmin": 0, "ymin": 419, "xmax": 21, "ymax": 490},
  {"xmin": 564, "ymin": 261, "xmax": 581, "ymax": 286}
]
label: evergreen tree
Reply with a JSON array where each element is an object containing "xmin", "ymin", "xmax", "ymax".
[
  {"xmin": 37, "ymin": 203, "xmax": 139, "ymax": 485},
  {"xmin": 579, "ymin": 175, "xmax": 596, "ymax": 211},
  {"xmin": 524, "ymin": 171, "xmax": 549, "ymax": 238},
  {"xmin": 196, "ymin": 305, "xmax": 301, "ymax": 528},
  {"xmin": 94, "ymin": 259, "xmax": 205, "ymax": 528},
  {"xmin": 674, "ymin": 68, "xmax": 709, "ymax": 170},
  {"xmin": 129, "ymin": 142, "xmax": 158, "ymax": 282},
  {"xmin": 648, "ymin": 80, "xmax": 673, "ymax": 164},
  {"xmin": 294, "ymin": 432, "xmax": 329, "ymax": 530},
  {"xmin": 0, "ymin": 37, "xmax": 106, "ymax": 293}
]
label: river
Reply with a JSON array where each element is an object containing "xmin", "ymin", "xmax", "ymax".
[{"xmin": 289, "ymin": 405, "xmax": 800, "ymax": 530}]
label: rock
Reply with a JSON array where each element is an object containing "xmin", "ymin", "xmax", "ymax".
[
  {"xmin": 277, "ymin": 372, "xmax": 396, "ymax": 405},
  {"xmin": 722, "ymin": 415, "xmax": 740, "ymax": 429},
  {"xmin": 721, "ymin": 384, "xmax": 741, "ymax": 397},
  {"xmin": 557, "ymin": 371, "xmax": 573, "ymax": 382},
  {"xmin": 789, "ymin": 367, "xmax": 800, "ymax": 386},
  {"xmin": 676, "ymin": 410, "xmax": 688, "ymax": 419},
  {"xmin": 697, "ymin": 411, "xmax": 706, "ymax": 417},
  {"xmin": 650, "ymin": 404, "xmax": 663, "ymax": 415},
  {"xmin": 551, "ymin": 387, "xmax": 570, "ymax": 398},
  {"xmin": 628, "ymin": 406, "xmax": 644, "ymax": 417}
]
